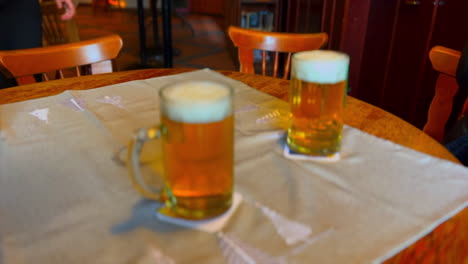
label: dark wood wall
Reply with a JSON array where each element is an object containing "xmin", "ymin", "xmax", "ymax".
[
  {"xmin": 191, "ymin": 0, "xmax": 225, "ymax": 15},
  {"xmin": 281, "ymin": 0, "xmax": 345, "ymax": 50},
  {"xmin": 284, "ymin": 0, "xmax": 323, "ymax": 33}
]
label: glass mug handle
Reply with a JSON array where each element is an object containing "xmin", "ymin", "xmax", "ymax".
[{"xmin": 127, "ymin": 126, "xmax": 163, "ymax": 200}]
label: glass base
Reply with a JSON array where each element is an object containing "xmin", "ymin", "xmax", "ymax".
[
  {"xmin": 287, "ymin": 135, "xmax": 341, "ymax": 157},
  {"xmin": 159, "ymin": 192, "xmax": 232, "ymax": 220}
]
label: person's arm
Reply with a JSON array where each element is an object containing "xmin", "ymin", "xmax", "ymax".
[{"xmin": 55, "ymin": 0, "xmax": 75, "ymax": 20}]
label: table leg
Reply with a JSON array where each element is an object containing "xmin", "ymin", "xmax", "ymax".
[
  {"xmin": 162, "ymin": 0, "xmax": 173, "ymax": 68},
  {"xmin": 151, "ymin": 0, "xmax": 161, "ymax": 49},
  {"xmin": 137, "ymin": 0, "xmax": 147, "ymax": 66}
]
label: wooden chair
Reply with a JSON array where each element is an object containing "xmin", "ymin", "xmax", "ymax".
[
  {"xmin": 40, "ymin": 0, "xmax": 80, "ymax": 46},
  {"xmin": 0, "ymin": 34, "xmax": 123, "ymax": 86},
  {"xmin": 228, "ymin": 26, "xmax": 328, "ymax": 79},
  {"xmin": 424, "ymin": 46, "xmax": 468, "ymax": 142}
]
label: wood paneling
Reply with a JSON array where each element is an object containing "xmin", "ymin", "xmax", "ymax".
[
  {"xmin": 349, "ymin": 0, "xmax": 398, "ymax": 105},
  {"xmin": 191, "ymin": 0, "xmax": 225, "ymax": 15},
  {"xmin": 381, "ymin": 1, "xmax": 436, "ymax": 122},
  {"xmin": 285, "ymin": 0, "xmax": 323, "ymax": 33},
  {"xmin": 320, "ymin": 0, "xmax": 346, "ymax": 49},
  {"xmin": 281, "ymin": 0, "xmax": 347, "ymax": 49},
  {"xmin": 340, "ymin": 0, "xmax": 371, "ymax": 97}
]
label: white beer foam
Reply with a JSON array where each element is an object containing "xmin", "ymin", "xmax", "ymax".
[
  {"xmin": 292, "ymin": 50, "xmax": 349, "ymax": 84},
  {"xmin": 161, "ymin": 81, "xmax": 232, "ymax": 124}
]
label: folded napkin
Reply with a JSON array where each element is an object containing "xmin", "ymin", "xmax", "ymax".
[{"xmin": 0, "ymin": 69, "xmax": 467, "ymax": 264}]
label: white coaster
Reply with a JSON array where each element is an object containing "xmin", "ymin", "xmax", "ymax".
[
  {"xmin": 283, "ymin": 144, "xmax": 340, "ymax": 162},
  {"xmin": 156, "ymin": 192, "xmax": 243, "ymax": 233}
]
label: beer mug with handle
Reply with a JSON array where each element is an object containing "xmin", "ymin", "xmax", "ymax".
[{"xmin": 127, "ymin": 81, "xmax": 234, "ymax": 220}]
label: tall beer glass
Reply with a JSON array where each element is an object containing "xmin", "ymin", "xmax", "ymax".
[
  {"xmin": 287, "ymin": 50, "xmax": 349, "ymax": 156},
  {"xmin": 128, "ymin": 81, "xmax": 234, "ymax": 220}
]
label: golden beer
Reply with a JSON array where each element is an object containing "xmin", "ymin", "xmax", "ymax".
[
  {"xmin": 287, "ymin": 50, "xmax": 349, "ymax": 156},
  {"xmin": 159, "ymin": 81, "xmax": 233, "ymax": 219}
]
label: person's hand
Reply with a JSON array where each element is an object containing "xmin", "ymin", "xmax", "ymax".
[{"xmin": 55, "ymin": 0, "xmax": 75, "ymax": 20}]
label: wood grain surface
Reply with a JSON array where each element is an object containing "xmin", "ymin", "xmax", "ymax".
[{"xmin": 0, "ymin": 68, "xmax": 466, "ymax": 263}]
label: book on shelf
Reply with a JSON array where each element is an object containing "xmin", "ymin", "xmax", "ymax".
[{"xmin": 240, "ymin": 11, "xmax": 274, "ymax": 32}]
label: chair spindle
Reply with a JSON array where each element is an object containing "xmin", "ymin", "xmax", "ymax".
[
  {"xmin": 273, "ymin": 52, "xmax": 279, "ymax": 78},
  {"xmin": 42, "ymin": 73, "xmax": 49, "ymax": 81},
  {"xmin": 283, "ymin": 53, "xmax": 292, "ymax": 79},
  {"xmin": 262, "ymin": 50, "xmax": 267, "ymax": 76},
  {"xmin": 75, "ymin": 66, "xmax": 81, "ymax": 77}
]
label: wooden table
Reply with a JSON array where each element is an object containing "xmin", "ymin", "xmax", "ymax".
[{"xmin": 0, "ymin": 69, "xmax": 466, "ymax": 263}]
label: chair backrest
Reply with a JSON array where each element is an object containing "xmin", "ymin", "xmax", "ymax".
[
  {"xmin": 0, "ymin": 34, "xmax": 123, "ymax": 85},
  {"xmin": 424, "ymin": 46, "xmax": 468, "ymax": 142},
  {"xmin": 228, "ymin": 26, "xmax": 328, "ymax": 79},
  {"xmin": 40, "ymin": 0, "xmax": 80, "ymax": 46}
]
